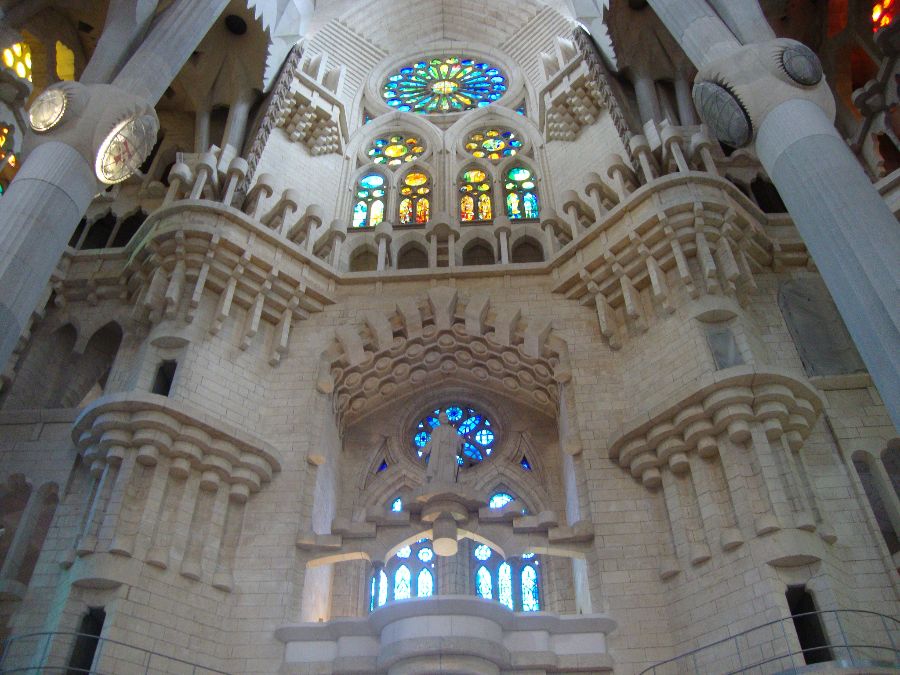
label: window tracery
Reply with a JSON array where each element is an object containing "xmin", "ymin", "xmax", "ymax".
[
  {"xmin": 352, "ymin": 172, "xmax": 387, "ymax": 228},
  {"xmin": 470, "ymin": 541, "xmax": 541, "ymax": 612},
  {"xmin": 459, "ymin": 168, "xmax": 494, "ymax": 223},
  {"xmin": 399, "ymin": 170, "xmax": 431, "ymax": 225},
  {"xmin": 504, "ymin": 166, "xmax": 539, "ymax": 220},
  {"xmin": 367, "ymin": 135, "xmax": 425, "ymax": 167},
  {"xmin": 370, "ymin": 538, "xmax": 436, "ymax": 610},
  {"xmin": 413, "ymin": 404, "xmax": 495, "ymax": 465},
  {"xmin": 383, "ymin": 57, "xmax": 507, "ymax": 114},
  {"xmin": 465, "ymin": 128, "xmax": 522, "ymax": 162}
]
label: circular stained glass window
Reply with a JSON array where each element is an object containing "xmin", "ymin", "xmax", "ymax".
[
  {"xmin": 413, "ymin": 404, "xmax": 495, "ymax": 465},
  {"xmin": 465, "ymin": 128, "xmax": 522, "ymax": 162},
  {"xmin": 384, "ymin": 56, "xmax": 507, "ymax": 114},
  {"xmin": 474, "ymin": 544, "xmax": 493, "ymax": 561},
  {"xmin": 368, "ymin": 135, "xmax": 425, "ymax": 167}
]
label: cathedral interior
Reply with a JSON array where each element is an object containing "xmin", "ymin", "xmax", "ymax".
[{"xmin": 0, "ymin": 0, "xmax": 898, "ymax": 673}]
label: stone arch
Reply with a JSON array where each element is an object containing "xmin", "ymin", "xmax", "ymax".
[
  {"xmin": 346, "ymin": 239, "xmax": 379, "ymax": 273},
  {"xmin": 347, "ymin": 110, "xmax": 442, "ymax": 169},
  {"xmin": 317, "ymin": 287, "xmax": 569, "ymax": 431},
  {"xmin": 447, "ymin": 105, "xmax": 543, "ymax": 166},
  {"xmin": 1, "ymin": 323, "xmax": 77, "ymax": 410},
  {"xmin": 461, "ymin": 237, "xmax": 496, "ymax": 266},
  {"xmin": 58, "ymin": 321, "xmax": 123, "ymax": 408},
  {"xmin": 509, "ymin": 228, "xmax": 545, "ymax": 263},
  {"xmin": 110, "ymin": 208, "xmax": 147, "ymax": 248},
  {"xmin": 395, "ymin": 241, "xmax": 429, "ymax": 270},
  {"xmin": 79, "ymin": 210, "xmax": 117, "ymax": 250}
]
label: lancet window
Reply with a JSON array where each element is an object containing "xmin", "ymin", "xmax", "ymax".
[
  {"xmin": 370, "ymin": 538, "xmax": 437, "ymax": 611},
  {"xmin": 504, "ymin": 166, "xmax": 539, "ymax": 220},
  {"xmin": 399, "ymin": 170, "xmax": 431, "ymax": 225},
  {"xmin": 472, "ymin": 542, "xmax": 541, "ymax": 612},
  {"xmin": 459, "ymin": 168, "xmax": 494, "ymax": 223},
  {"xmin": 352, "ymin": 172, "xmax": 387, "ymax": 228},
  {"xmin": 413, "ymin": 404, "xmax": 495, "ymax": 466}
]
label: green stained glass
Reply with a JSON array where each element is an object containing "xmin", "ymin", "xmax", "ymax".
[
  {"xmin": 384, "ymin": 56, "xmax": 507, "ymax": 114},
  {"xmin": 505, "ymin": 167, "xmax": 539, "ymax": 220}
]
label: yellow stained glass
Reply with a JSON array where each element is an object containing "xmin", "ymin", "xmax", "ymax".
[
  {"xmin": 56, "ymin": 41, "xmax": 76, "ymax": 81},
  {"xmin": 463, "ymin": 169, "xmax": 486, "ymax": 183},
  {"xmin": 4, "ymin": 42, "xmax": 32, "ymax": 81},
  {"xmin": 405, "ymin": 172, "xmax": 428, "ymax": 187},
  {"xmin": 2, "ymin": 50, "xmax": 13, "ymax": 67},
  {"xmin": 384, "ymin": 144, "xmax": 408, "ymax": 158}
]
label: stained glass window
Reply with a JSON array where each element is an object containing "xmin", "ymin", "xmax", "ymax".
[
  {"xmin": 391, "ymin": 497, "xmax": 403, "ymax": 512},
  {"xmin": 378, "ymin": 460, "xmax": 389, "ymax": 473},
  {"xmin": 399, "ymin": 170, "xmax": 431, "ymax": 225},
  {"xmin": 471, "ymin": 543, "xmax": 541, "ymax": 611},
  {"xmin": 352, "ymin": 173, "xmax": 386, "ymax": 228},
  {"xmin": 515, "ymin": 103, "xmax": 526, "ymax": 116},
  {"xmin": 459, "ymin": 168, "xmax": 493, "ymax": 223},
  {"xmin": 498, "ymin": 562, "xmax": 514, "ymax": 610},
  {"xmin": 489, "ymin": 493, "xmax": 514, "ymax": 509},
  {"xmin": 395, "ymin": 565, "xmax": 411, "ymax": 600},
  {"xmin": 370, "ymin": 538, "xmax": 436, "ymax": 610},
  {"xmin": 465, "ymin": 129, "xmax": 522, "ymax": 163},
  {"xmin": 384, "ymin": 57, "xmax": 507, "ymax": 114},
  {"xmin": 2, "ymin": 43, "xmax": 32, "ymax": 82},
  {"xmin": 367, "ymin": 135, "xmax": 425, "ymax": 167},
  {"xmin": 505, "ymin": 167, "xmax": 539, "ymax": 220},
  {"xmin": 521, "ymin": 565, "xmax": 540, "ymax": 611},
  {"xmin": 413, "ymin": 404, "xmax": 495, "ymax": 465},
  {"xmin": 417, "ymin": 568, "xmax": 434, "ymax": 597},
  {"xmin": 476, "ymin": 566, "xmax": 493, "ymax": 599},
  {"xmin": 521, "ymin": 456, "xmax": 532, "ymax": 471}
]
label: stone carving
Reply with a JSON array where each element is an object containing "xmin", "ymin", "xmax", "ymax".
[
  {"xmin": 423, "ymin": 412, "xmax": 460, "ymax": 484},
  {"xmin": 780, "ymin": 42, "xmax": 823, "ymax": 87},
  {"xmin": 692, "ymin": 81, "xmax": 752, "ymax": 147}
]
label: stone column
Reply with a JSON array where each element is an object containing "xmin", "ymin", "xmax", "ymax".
[
  {"xmin": 0, "ymin": 486, "xmax": 43, "ymax": 584},
  {"xmin": 633, "ymin": 74, "xmax": 662, "ymax": 125}
]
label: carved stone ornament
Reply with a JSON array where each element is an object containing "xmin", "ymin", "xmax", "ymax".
[{"xmin": 692, "ymin": 81, "xmax": 753, "ymax": 148}]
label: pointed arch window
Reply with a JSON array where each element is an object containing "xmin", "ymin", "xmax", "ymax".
[
  {"xmin": 399, "ymin": 170, "xmax": 431, "ymax": 225},
  {"xmin": 370, "ymin": 538, "xmax": 437, "ymax": 610},
  {"xmin": 352, "ymin": 173, "xmax": 387, "ymax": 228},
  {"xmin": 471, "ymin": 541, "xmax": 541, "ymax": 612},
  {"xmin": 504, "ymin": 167, "xmax": 539, "ymax": 220},
  {"xmin": 459, "ymin": 168, "xmax": 493, "ymax": 223}
]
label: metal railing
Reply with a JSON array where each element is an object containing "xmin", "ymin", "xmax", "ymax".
[
  {"xmin": 0, "ymin": 631, "xmax": 230, "ymax": 674},
  {"xmin": 640, "ymin": 609, "xmax": 900, "ymax": 675}
]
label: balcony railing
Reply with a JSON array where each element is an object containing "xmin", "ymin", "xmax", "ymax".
[
  {"xmin": 0, "ymin": 631, "xmax": 230, "ymax": 674},
  {"xmin": 640, "ymin": 610, "xmax": 900, "ymax": 675}
]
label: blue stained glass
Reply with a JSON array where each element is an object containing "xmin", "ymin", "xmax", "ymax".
[
  {"xmin": 391, "ymin": 497, "xmax": 402, "ymax": 512},
  {"xmin": 378, "ymin": 570, "xmax": 388, "ymax": 607},
  {"xmin": 446, "ymin": 406, "xmax": 463, "ymax": 421},
  {"xmin": 475, "ymin": 429, "xmax": 494, "ymax": 446},
  {"xmin": 474, "ymin": 544, "xmax": 492, "ymax": 561},
  {"xmin": 384, "ymin": 56, "xmax": 506, "ymax": 114},
  {"xmin": 458, "ymin": 416, "xmax": 480, "ymax": 434},
  {"xmin": 417, "ymin": 568, "xmax": 433, "ymax": 597},
  {"xmin": 426, "ymin": 416, "xmax": 440, "ymax": 428},
  {"xmin": 370, "ymin": 576, "xmax": 376, "ymax": 611},
  {"xmin": 476, "ymin": 566, "xmax": 493, "ymax": 599},
  {"xmin": 521, "ymin": 565, "xmax": 540, "ymax": 611},
  {"xmin": 415, "ymin": 431, "xmax": 430, "ymax": 447},
  {"xmin": 499, "ymin": 562, "xmax": 513, "ymax": 609},
  {"xmin": 489, "ymin": 493, "xmax": 514, "ymax": 509},
  {"xmin": 521, "ymin": 456, "xmax": 532, "ymax": 470},
  {"xmin": 378, "ymin": 460, "xmax": 388, "ymax": 472},
  {"xmin": 463, "ymin": 443, "xmax": 482, "ymax": 461},
  {"xmin": 395, "ymin": 565, "xmax": 411, "ymax": 600},
  {"xmin": 417, "ymin": 547, "xmax": 434, "ymax": 563},
  {"xmin": 396, "ymin": 545, "xmax": 411, "ymax": 558},
  {"xmin": 522, "ymin": 552, "xmax": 535, "ymax": 559},
  {"xmin": 360, "ymin": 174, "xmax": 384, "ymax": 189},
  {"xmin": 352, "ymin": 201, "xmax": 368, "ymax": 228}
]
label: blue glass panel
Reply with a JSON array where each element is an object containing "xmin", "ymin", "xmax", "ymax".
[
  {"xmin": 458, "ymin": 416, "xmax": 480, "ymax": 434},
  {"xmin": 417, "ymin": 568, "xmax": 433, "ymax": 597},
  {"xmin": 359, "ymin": 174, "xmax": 385, "ymax": 189},
  {"xmin": 475, "ymin": 429, "xmax": 494, "ymax": 446},
  {"xmin": 417, "ymin": 547, "xmax": 434, "ymax": 563},
  {"xmin": 522, "ymin": 552, "xmax": 535, "ymax": 559},
  {"xmin": 395, "ymin": 565, "xmax": 411, "ymax": 600},
  {"xmin": 377, "ymin": 460, "xmax": 388, "ymax": 473},
  {"xmin": 396, "ymin": 545, "xmax": 411, "ymax": 558},
  {"xmin": 522, "ymin": 565, "xmax": 540, "ymax": 611},
  {"xmin": 446, "ymin": 406, "xmax": 463, "ymax": 421},
  {"xmin": 378, "ymin": 570, "xmax": 388, "ymax": 607},
  {"xmin": 489, "ymin": 493, "xmax": 514, "ymax": 509},
  {"xmin": 474, "ymin": 544, "xmax": 492, "ymax": 561},
  {"xmin": 352, "ymin": 201, "xmax": 368, "ymax": 228},
  {"xmin": 521, "ymin": 456, "xmax": 531, "ymax": 470},
  {"xmin": 370, "ymin": 576, "xmax": 376, "ymax": 611},
  {"xmin": 414, "ymin": 431, "xmax": 430, "ymax": 447},
  {"xmin": 476, "ymin": 566, "xmax": 493, "ymax": 599},
  {"xmin": 498, "ymin": 562, "xmax": 513, "ymax": 610},
  {"xmin": 462, "ymin": 443, "xmax": 482, "ymax": 461},
  {"xmin": 391, "ymin": 498, "xmax": 402, "ymax": 512}
]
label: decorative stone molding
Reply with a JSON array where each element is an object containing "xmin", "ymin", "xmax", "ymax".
[
  {"xmin": 67, "ymin": 393, "xmax": 280, "ymax": 591},
  {"xmin": 572, "ymin": 27, "xmax": 633, "ymax": 148},
  {"xmin": 609, "ymin": 368, "xmax": 821, "ymax": 488},
  {"xmin": 316, "ymin": 288, "xmax": 570, "ymax": 427},
  {"xmin": 276, "ymin": 596, "xmax": 616, "ymax": 674},
  {"xmin": 539, "ymin": 36, "xmax": 608, "ymax": 142}
]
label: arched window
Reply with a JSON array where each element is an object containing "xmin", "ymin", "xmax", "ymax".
[
  {"xmin": 463, "ymin": 240, "xmax": 495, "ymax": 266},
  {"xmin": 352, "ymin": 173, "xmax": 387, "ymax": 229},
  {"xmin": 349, "ymin": 247, "xmax": 378, "ymax": 272},
  {"xmin": 853, "ymin": 450, "xmax": 900, "ymax": 555},
  {"xmin": 459, "ymin": 168, "xmax": 493, "ymax": 223},
  {"xmin": 413, "ymin": 404, "xmax": 495, "ymax": 466},
  {"xmin": 390, "ymin": 497, "xmax": 403, "ymax": 512},
  {"xmin": 370, "ymin": 538, "xmax": 437, "ymax": 610},
  {"xmin": 397, "ymin": 243, "xmax": 429, "ymax": 269},
  {"xmin": 465, "ymin": 128, "xmax": 522, "ymax": 163},
  {"xmin": 383, "ymin": 57, "xmax": 507, "ymax": 114},
  {"xmin": 489, "ymin": 492, "xmax": 515, "ymax": 509},
  {"xmin": 471, "ymin": 543, "xmax": 541, "ymax": 612},
  {"xmin": 504, "ymin": 167, "xmax": 539, "ymax": 220},
  {"xmin": 399, "ymin": 171, "xmax": 431, "ymax": 225},
  {"xmin": 367, "ymin": 135, "xmax": 425, "ymax": 167},
  {"xmin": 511, "ymin": 237, "xmax": 543, "ymax": 263}
]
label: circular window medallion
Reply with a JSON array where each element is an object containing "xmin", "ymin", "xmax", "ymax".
[
  {"xmin": 413, "ymin": 404, "xmax": 495, "ymax": 464},
  {"xmin": 383, "ymin": 56, "xmax": 507, "ymax": 114}
]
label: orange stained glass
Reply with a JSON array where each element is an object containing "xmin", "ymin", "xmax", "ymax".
[
  {"xmin": 873, "ymin": 0, "xmax": 896, "ymax": 30},
  {"xmin": 405, "ymin": 172, "xmax": 428, "ymax": 187},
  {"xmin": 461, "ymin": 194, "xmax": 475, "ymax": 221}
]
